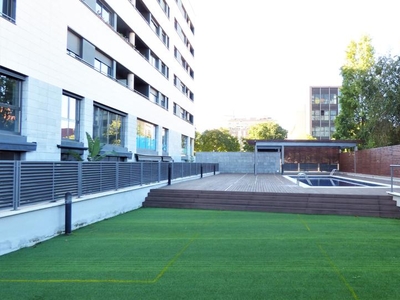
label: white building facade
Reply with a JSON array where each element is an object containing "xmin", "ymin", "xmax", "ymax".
[{"xmin": 0, "ymin": 0, "xmax": 195, "ymax": 162}]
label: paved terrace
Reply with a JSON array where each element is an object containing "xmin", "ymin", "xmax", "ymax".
[{"xmin": 163, "ymin": 173, "xmax": 400, "ymax": 196}]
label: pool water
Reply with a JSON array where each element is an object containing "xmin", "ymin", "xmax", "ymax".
[{"xmin": 289, "ymin": 175, "xmax": 386, "ymax": 187}]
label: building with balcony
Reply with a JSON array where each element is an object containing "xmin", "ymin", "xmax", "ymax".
[
  {"xmin": 310, "ymin": 87, "xmax": 339, "ymax": 140},
  {"xmin": 0, "ymin": 0, "xmax": 195, "ymax": 161}
]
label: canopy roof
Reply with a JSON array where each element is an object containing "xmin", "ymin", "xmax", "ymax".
[{"xmin": 246, "ymin": 139, "xmax": 359, "ymax": 149}]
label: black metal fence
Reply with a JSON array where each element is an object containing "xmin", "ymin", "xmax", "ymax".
[
  {"xmin": 0, "ymin": 161, "xmax": 219, "ymax": 210},
  {"xmin": 283, "ymin": 163, "xmax": 338, "ymax": 172}
]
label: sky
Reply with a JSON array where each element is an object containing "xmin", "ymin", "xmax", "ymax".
[{"xmin": 189, "ymin": 0, "xmax": 400, "ymax": 136}]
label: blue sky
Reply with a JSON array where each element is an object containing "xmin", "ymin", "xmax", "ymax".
[{"xmin": 190, "ymin": 0, "xmax": 400, "ymax": 134}]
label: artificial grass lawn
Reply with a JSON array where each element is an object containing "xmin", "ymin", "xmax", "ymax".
[{"xmin": 1, "ymin": 208, "xmax": 400, "ymax": 300}]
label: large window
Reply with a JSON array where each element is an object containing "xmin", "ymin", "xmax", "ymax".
[
  {"xmin": 1, "ymin": 0, "xmax": 16, "ymax": 22},
  {"xmin": 181, "ymin": 135, "xmax": 188, "ymax": 156},
  {"xmin": 93, "ymin": 105, "xmax": 125, "ymax": 146},
  {"xmin": 0, "ymin": 69, "xmax": 22, "ymax": 134},
  {"xmin": 137, "ymin": 119, "xmax": 156, "ymax": 150},
  {"xmin": 61, "ymin": 92, "xmax": 81, "ymax": 141},
  {"xmin": 162, "ymin": 127, "xmax": 168, "ymax": 153}
]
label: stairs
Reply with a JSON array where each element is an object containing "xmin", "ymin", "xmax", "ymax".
[{"xmin": 143, "ymin": 189, "xmax": 400, "ymax": 218}]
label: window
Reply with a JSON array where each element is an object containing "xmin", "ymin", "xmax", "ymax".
[
  {"xmin": 181, "ymin": 135, "xmax": 188, "ymax": 156},
  {"xmin": 1, "ymin": 0, "xmax": 16, "ymax": 22},
  {"xmin": 173, "ymin": 102, "xmax": 193, "ymax": 124},
  {"xmin": 150, "ymin": 18, "xmax": 160, "ymax": 35},
  {"xmin": 162, "ymin": 127, "xmax": 168, "ymax": 153},
  {"xmin": 94, "ymin": 50, "xmax": 112, "ymax": 76},
  {"xmin": 61, "ymin": 92, "xmax": 81, "ymax": 141},
  {"xmin": 149, "ymin": 86, "xmax": 168, "ymax": 109},
  {"xmin": 96, "ymin": 0, "xmax": 112, "ymax": 25},
  {"xmin": 0, "ymin": 69, "xmax": 22, "ymax": 134},
  {"xmin": 67, "ymin": 29, "xmax": 82, "ymax": 58},
  {"xmin": 158, "ymin": 0, "xmax": 170, "ymax": 17},
  {"xmin": 149, "ymin": 87, "xmax": 158, "ymax": 104},
  {"xmin": 93, "ymin": 105, "xmax": 125, "ymax": 146},
  {"xmin": 137, "ymin": 119, "xmax": 156, "ymax": 150}
]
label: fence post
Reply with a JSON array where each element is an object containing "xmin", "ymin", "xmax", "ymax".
[
  {"xmin": 13, "ymin": 161, "xmax": 21, "ymax": 210},
  {"xmin": 77, "ymin": 162, "xmax": 82, "ymax": 198},
  {"xmin": 200, "ymin": 164, "xmax": 203, "ymax": 178},
  {"xmin": 168, "ymin": 163, "xmax": 172, "ymax": 185},
  {"xmin": 213, "ymin": 164, "xmax": 216, "ymax": 175},
  {"xmin": 65, "ymin": 192, "xmax": 72, "ymax": 235}
]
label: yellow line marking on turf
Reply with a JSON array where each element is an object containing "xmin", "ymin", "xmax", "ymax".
[
  {"xmin": 318, "ymin": 244, "xmax": 359, "ymax": 300},
  {"xmin": 297, "ymin": 214, "xmax": 310, "ymax": 231},
  {"xmin": 0, "ymin": 234, "xmax": 199, "ymax": 285}
]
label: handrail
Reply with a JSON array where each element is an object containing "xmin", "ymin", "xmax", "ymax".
[
  {"xmin": 389, "ymin": 165, "xmax": 400, "ymax": 192},
  {"xmin": 297, "ymin": 172, "xmax": 312, "ymax": 186}
]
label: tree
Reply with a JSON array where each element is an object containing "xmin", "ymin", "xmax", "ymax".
[
  {"xmin": 334, "ymin": 35, "xmax": 375, "ymax": 145},
  {"xmin": 365, "ymin": 55, "xmax": 400, "ymax": 147},
  {"xmin": 195, "ymin": 128, "xmax": 240, "ymax": 152},
  {"xmin": 242, "ymin": 122, "xmax": 288, "ymax": 151}
]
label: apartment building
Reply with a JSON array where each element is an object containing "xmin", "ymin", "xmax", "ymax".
[
  {"xmin": 310, "ymin": 87, "xmax": 339, "ymax": 140},
  {"xmin": 0, "ymin": 0, "xmax": 195, "ymax": 161}
]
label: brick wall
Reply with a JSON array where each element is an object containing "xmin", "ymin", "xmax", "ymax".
[{"xmin": 339, "ymin": 145, "xmax": 400, "ymax": 177}]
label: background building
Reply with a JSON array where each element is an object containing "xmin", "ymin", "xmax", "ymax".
[
  {"xmin": 0, "ymin": 0, "xmax": 195, "ymax": 161},
  {"xmin": 227, "ymin": 116, "xmax": 275, "ymax": 141},
  {"xmin": 310, "ymin": 87, "xmax": 340, "ymax": 140}
]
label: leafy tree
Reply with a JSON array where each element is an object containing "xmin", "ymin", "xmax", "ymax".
[
  {"xmin": 195, "ymin": 128, "xmax": 240, "ymax": 152},
  {"xmin": 242, "ymin": 121, "xmax": 288, "ymax": 151},
  {"xmin": 334, "ymin": 35, "xmax": 375, "ymax": 145},
  {"xmin": 365, "ymin": 55, "xmax": 400, "ymax": 147}
]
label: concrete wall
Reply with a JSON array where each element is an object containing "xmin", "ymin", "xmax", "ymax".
[{"xmin": 196, "ymin": 152, "xmax": 281, "ymax": 173}]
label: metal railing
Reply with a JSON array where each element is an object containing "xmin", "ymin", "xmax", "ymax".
[
  {"xmin": 389, "ymin": 164, "xmax": 400, "ymax": 192},
  {"xmin": 297, "ymin": 172, "xmax": 312, "ymax": 186},
  {"xmin": 0, "ymin": 161, "xmax": 219, "ymax": 211}
]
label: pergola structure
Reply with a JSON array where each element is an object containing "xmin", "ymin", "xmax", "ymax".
[{"xmin": 246, "ymin": 139, "xmax": 359, "ymax": 174}]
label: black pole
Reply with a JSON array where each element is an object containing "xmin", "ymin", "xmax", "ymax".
[
  {"xmin": 200, "ymin": 165, "xmax": 203, "ymax": 178},
  {"xmin": 213, "ymin": 164, "xmax": 216, "ymax": 175},
  {"xmin": 168, "ymin": 163, "xmax": 172, "ymax": 185},
  {"xmin": 65, "ymin": 192, "xmax": 72, "ymax": 235}
]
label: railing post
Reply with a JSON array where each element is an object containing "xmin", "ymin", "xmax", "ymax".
[
  {"xmin": 213, "ymin": 164, "xmax": 216, "ymax": 175},
  {"xmin": 77, "ymin": 162, "xmax": 82, "ymax": 197},
  {"xmin": 116, "ymin": 162, "xmax": 119, "ymax": 190},
  {"xmin": 200, "ymin": 164, "xmax": 203, "ymax": 178},
  {"xmin": 65, "ymin": 192, "xmax": 72, "ymax": 235},
  {"xmin": 168, "ymin": 163, "xmax": 172, "ymax": 185},
  {"xmin": 13, "ymin": 161, "xmax": 21, "ymax": 210},
  {"xmin": 391, "ymin": 165, "xmax": 394, "ymax": 192}
]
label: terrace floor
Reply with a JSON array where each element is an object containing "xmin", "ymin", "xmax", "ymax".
[{"xmin": 163, "ymin": 172, "xmax": 400, "ymax": 196}]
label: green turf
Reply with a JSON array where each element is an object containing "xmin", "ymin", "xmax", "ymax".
[{"xmin": 1, "ymin": 208, "xmax": 400, "ymax": 300}]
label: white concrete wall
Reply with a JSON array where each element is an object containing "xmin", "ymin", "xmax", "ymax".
[{"xmin": 0, "ymin": 183, "xmax": 159, "ymax": 256}]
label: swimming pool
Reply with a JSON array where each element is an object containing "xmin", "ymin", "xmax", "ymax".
[{"xmin": 286, "ymin": 175, "xmax": 388, "ymax": 187}]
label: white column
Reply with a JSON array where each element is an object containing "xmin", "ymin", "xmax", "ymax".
[
  {"xmin": 129, "ymin": 32, "xmax": 136, "ymax": 46},
  {"xmin": 128, "ymin": 73, "xmax": 134, "ymax": 90}
]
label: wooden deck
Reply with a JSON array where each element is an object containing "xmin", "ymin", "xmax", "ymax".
[{"xmin": 143, "ymin": 173, "xmax": 400, "ymax": 218}]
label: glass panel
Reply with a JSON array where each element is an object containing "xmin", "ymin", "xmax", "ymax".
[
  {"xmin": 61, "ymin": 95, "xmax": 78, "ymax": 140},
  {"xmin": 136, "ymin": 119, "xmax": 156, "ymax": 150},
  {"xmin": 93, "ymin": 106, "xmax": 124, "ymax": 146},
  {"xmin": 0, "ymin": 74, "xmax": 20, "ymax": 133}
]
